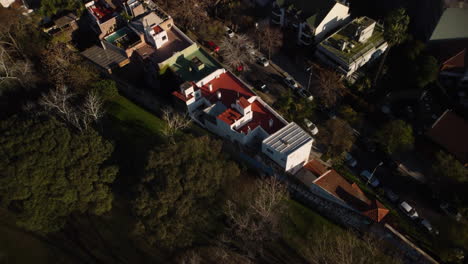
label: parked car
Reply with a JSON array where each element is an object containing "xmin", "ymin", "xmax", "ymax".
[
  {"xmin": 253, "ymin": 80, "xmax": 268, "ymax": 92},
  {"xmin": 359, "ymin": 170, "xmax": 380, "ymax": 187},
  {"xmin": 283, "ymin": 76, "xmax": 299, "ymax": 89},
  {"xmin": 236, "ymin": 64, "xmax": 244, "ymax": 72},
  {"xmin": 206, "ymin": 41, "xmax": 219, "ymax": 52},
  {"xmin": 344, "ymin": 152, "xmax": 357, "ymax": 167},
  {"xmin": 440, "ymin": 202, "xmax": 462, "ymax": 221},
  {"xmin": 225, "ymin": 26, "xmax": 234, "ymax": 38},
  {"xmin": 420, "ymin": 219, "xmax": 438, "ymax": 234},
  {"xmin": 399, "ymin": 201, "xmax": 419, "ymax": 220},
  {"xmin": 383, "ymin": 188, "xmax": 399, "ymax": 203},
  {"xmin": 304, "ymin": 118, "xmax": 319, "ymax": 135},
  {"xmin": 298, "ymin": 88, "xmax": 314, "ymax": 101},
  {"xmin": 257, "ymin": 56, "xmax": 269, "ymax": 67}
]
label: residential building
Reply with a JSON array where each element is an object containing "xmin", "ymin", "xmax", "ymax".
[
  {"xmin": 171, "ymin": 54, "xmax": 313, "ymax": 173},
  {"xmin": 42, "ymin": 13, "xmax": 79, "ymax": 42},
  {"xmin": 315, "ymin": 16, "xmax": 388, "ymax": 78},
  {"xmin": 81, "ymin": 45, "xmax": 129, "ymax": 73},
  {"xmin": 102, "ymin": 26, "xmax": 146, "ymax": 57},
  {"xmin": 439, "ymin": 48, "xmax": 468, "ymax": 88},
  {"xmin": 297, "ymin": 160, "xmax": 389, "ymax": 223},
  {"xmin": 429, "ymin": 8, "xmax": 468, "ymax": 43},
  {"xmin": 0, "ymin": 0, "xmax": 14, "ymax": 8},
  {"xmin": 271, "ymin": 0, "xmax": 350, "ymax": 45},
  {"xmin": 426, "ymin": 109, "xmax": 468, "ymax": 166},
  {"xmin": 85, "ymin": 0, "xmax": 121, "ymax": 39}
]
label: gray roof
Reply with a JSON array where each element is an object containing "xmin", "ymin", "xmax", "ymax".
[
  {"xmin": 430, "ymin": 8, "xmax": 468, "ymax": 41},
  {"xmin": 54, "ymin": 13, "xmax": 77, "ymax": 28},
  {"xmin": 263, "ymin": 122, "xmax": 312, "ymax": 155},
  {"xmin": 81, "ymin": 46, "xmax": 127, "ymax": 70},
  {"xmin": 130, "ymin": 12, "xmax": 164, "ymax": 33},
  {"xmin": 275, "ymin": 0, "xmax": 337, "ymax": 27}
]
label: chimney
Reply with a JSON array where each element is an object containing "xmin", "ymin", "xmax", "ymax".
[
  {"xmin": 217, "ymin": 91, "xmax": 221, "ymax": 99},
  {"xmin": 269, "ymin": 118, "xmax": 274, "ymax": 127},
  {"xmin": 339, "ymin": 40, "xmax": 347, "ymax": 51},
  {"xmin": 208, "ymin": 83, "xmax": 213, "ymax": 92}
]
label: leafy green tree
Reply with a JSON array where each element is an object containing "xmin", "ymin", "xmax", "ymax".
[
  {"xmin": 433, "ymin": 151, "xmax": 467, "ymax": 184},
  {"xmin": 132, "ymin": 135, "xmax": 240, "ymax": 249},
  {"xmin": 0, "ymin": 116, "xmax": 118, "ymax": 233},
  {"xmin": 317, "ymin": 118, "xmax": 355, "ymax": 158},
  {"xmin": 413, "ymin": 55, "xmax": 439, "ymax": 88},
  {"xmin": 375, "ymin": 120, "xmax": 414, "ymax": 155},
  {"xmin": 39, "ymin": 0, "xmax": 84, "ymax": 17},
  {"xmin": 338, "ymin": 105, "xmax": 362, "ymax": 127},
  {"xmin": 91, "ymin": 79, "xmax": 119, "ymax": 100},
  {"xmin": 374, "ymin": 8, "xmax": 410, "ymax": 85},
  {"xmin": 197, "ymin": 20, "xmax": 225, "ymax": 41},
  {"xmin": 275, "ymin": 91, "xmax": 315, "ymax": 122}
]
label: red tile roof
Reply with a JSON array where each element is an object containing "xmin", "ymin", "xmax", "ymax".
[
  {"xmin": 153, "ymin": 25, "xmax": 163, "ymax": 34},
  {"xmin": 314, "ymin": 170, "xmax": 389, "ymax": 222},
  {"xmin": 235, "ymin": 101, "xmax": 285, "ymax": 134},
  {"xmin": 172, "ymin": 90, "xmax": 193, "ymax": 102},
  {"xmin": 199, "ymin": 72, "xmax": 255, "ymax": 107},
  {"xmin": 238, "ymin": 97, "xmax": 251, "ymax": 109},
  {"xmin": 441, "ymin": 49, "xmax": 466, "ymax": 71},
  {"xmin": 427, "ymin": 110, "xmax": 468, "ymax": 165},
  {"xmin": 303, "ymin": 159, "xmax": 329, "ymax": 176},
  {"xmin": 218, "ymin": 108, "xmax": 242, "ymax": 125}
]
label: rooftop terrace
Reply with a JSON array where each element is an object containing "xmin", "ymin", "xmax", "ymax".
[
  {"xmin": 105, "ymin": 27, "xmax": 141, "ymax": 49},
  {"xmin": 87, "ymin": 0, "xmax": 118, "ymax": 23},
  {"xmin": 319, "ymin": 17, "xmax": 386, "ymax": 64},
  {"xmin": 170, "ymin": 48, "xmax": 221, "ymax": 83}
]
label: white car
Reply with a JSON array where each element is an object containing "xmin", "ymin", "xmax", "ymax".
[
  {"xmin": 225, "ymin": 26, "xmax": 234, "ymax": 38},
  {"xmin": 283, "ymin": 76, "xmax": 299, "ymax": 89},
  {"xmin": 344, "ymin": 152, "xmax": 357, "ymax": 167},
  {"xmin": 304, "ymin": 118, "xmax": 318, "ymax": 135},
  {"xmin": 257, "ymin": 56, "xmax": 269, "ymax": 67},
  {"xmin": 399, "ymin": 201, "xmax": 419, "ymax": 220},
  {"xmin": 360, "ymin": 170, "xmax": 380, "ymax": 187}
]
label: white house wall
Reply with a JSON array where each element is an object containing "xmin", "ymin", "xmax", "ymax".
[
  {"xmin": 285, "ymin": 139, "xmax": 313, "ymax": 174},
  {"xmin": 196, "ymin": 68, "xmax": 226, "ymax": 87},
  {"xmin": 314, "ymin": 3, "xmax": 350, "ymax": 42}
]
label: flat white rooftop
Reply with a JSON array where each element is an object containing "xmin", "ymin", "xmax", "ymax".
[{"xmin": 263, "ymin": 122, "xmax": 312, "ymax": 155}]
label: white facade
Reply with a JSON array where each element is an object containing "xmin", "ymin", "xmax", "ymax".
[
  {"xmin": 0, "ymin": 0, "xmax": 15, "ymax": 8},
  {"xmin": 146, "ymin": 26, "xmax": 168, "ymax": 48},
  {"xmin": 316, "ymin": 17, "xmax": 388, "ymax": 78},
  {"xmin": 271, "ymin": 1, "xmax": 350, "ymax": 45},
  {"xmin": 314, "ymin": 3, "xmax": 351, "ymax": 42},
  {"xmin": 262, "ymin": 123, "xmax": 313, "ymax": 174}
]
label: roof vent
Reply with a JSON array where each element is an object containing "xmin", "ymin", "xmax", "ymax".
[
  {"xmin": 208, "ymin": 83, "xmax": 213, "ymax": 92},
  {"xmin": 269, "ymin": 118, "xmax": 274, "ymax": 127},
  {"xmin": 339, "ymin": 40, "xmax": 347, "ymax": 51},
  {"xmin": 217, "ymin": 91, "xmax": 221, "ymax": 99}
]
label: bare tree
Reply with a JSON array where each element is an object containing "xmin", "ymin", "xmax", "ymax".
[
  {"xmin": 257, "ymin": 26, "xmax": 283, "ymax": 60},
  {"xmin": 312, "ymin": 64, "xmax": 346, "ymax": 108},
  {"xmin": 220, "ymin": 34, "xmax": 255, "ymax": 71},
  {"xmin": 82, "ymin": 90, "xmax": 104, "ymax": 121},
  {"xmin": 223, "ymin": 177, "xmax": 288, "ymax": 256},
  {"xmin": 39, "ymin": 85, "xmax": 75, "ymax": 121},
  {"xmin": 0, "ymin": 45, "xmax": 34, "ymax": 89},
  {"xmin": 161, "ymin": 107, "xmax": 192, "ymax": 138}
]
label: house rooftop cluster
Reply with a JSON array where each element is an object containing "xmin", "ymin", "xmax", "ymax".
[
  {"xmin": 86, "ymin": 0, "xmax": 119, "ymax": 23},
  {"xmin": 302, "ymin": 160, "xmax": 389, "ymax": 222},
  {"xmin": 318, "ymin": 16, "xmax": 385, "ymax": 64},
  {"xmin": 104, "ymin": 26, "xmax": 142, "ymax": 49}
]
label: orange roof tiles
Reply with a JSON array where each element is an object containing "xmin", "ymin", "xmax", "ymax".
[
  {"xmin": 238, "ymin": 97, "xmax": 251, "ymax": 109},
  {"xmin": 235, "ymin": 101, "xmax": 284, "ymax": 134},
  {"xmin": 426, "ymin": 110, "xmax": 468, "ymax": 165},
  {"xmin": 314, "ymin": 170, "xmax": 389, "ymax": 222},
  {"xmin": 303, "ymin": 159, "xmax": 329, "ymax": 176},
  {"xmin": 218, "ymin": 108, "xmax": 242, "ymax": 125},
  {"xmin": 153, "ymin": 25, "xmax": 163, "ymax": 34}
]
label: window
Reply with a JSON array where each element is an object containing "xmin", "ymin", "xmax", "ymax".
[
  {"xmin": 245, "ymin": 111, "xmax": 251, "ymax": 115},
  {"xmin": 162, "ymin": 35, "xmax": 167, "ymax": 41},
  {"xmin": 266, "ymin": 148, "xmax": 274, "ymax": 154}
]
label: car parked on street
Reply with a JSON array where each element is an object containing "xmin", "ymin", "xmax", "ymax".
[
  {"xmin": 399, "ymin": 201, "xmax": 419, "ymax": 220},
  {"xmin": 206, "ymin": 41, "xmax": 219, "ymax": 52},
  {"xmin": 420, "ymin": 219, "xmax": 438, "ymax": 234},
  {"xmin": 360, "ymin": 170, "xmax": 380, "ymax": 187},
  {"xmin": 344, "ymin": 152, "xmax": 357, "ymax": 168},
  {"xmin": 257, "ymin": 56, "xmax": 269, "ymax": 67},
  {"xmin": 297, "ymin": 88, "xmax": 314, "ymax": 101},
  {"xmin": 383, "ymin": 188, "xmax": 399, "ymax": 203},
  {"xmin": 225, "ymin": 26, "xmax": 234, "ymax": 38},
  {"xmin": 283, "ymin": 76, "xmax": 299, "ymax": 89},
  {"xmin": 304, "ymin": 118, "xmax": 318, "ymax": 135}
]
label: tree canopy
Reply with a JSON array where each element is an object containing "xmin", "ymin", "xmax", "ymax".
[
  {"xmin": 39, "ymin": 0, "xmax": 84, "ymax": 17},
  {"xmin": 384, "ymin": 8, "xmax": 410, "ymax": 46},
  {"xmin": 132, "ymin": 135, "xmax": 239, "ymax": 249},
  {"xmin": 375, "ymin": 120, "xmax": 414, "ymax": 155},
  {"xmin": 0, "ymin": 116, "xmax": 118, "ymax": 233},
  {"xmin": 433, "ymin": 151, "xmax": 467, "ymax": 184},
  {"xmin": 317, "ymin": 118, "xmax": 355, "ymax": 158}
]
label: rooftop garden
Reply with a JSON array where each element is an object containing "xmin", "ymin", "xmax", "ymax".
[{"xmin": 319, "ymin": 17, "xmax": 386, "ymax": 64}]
